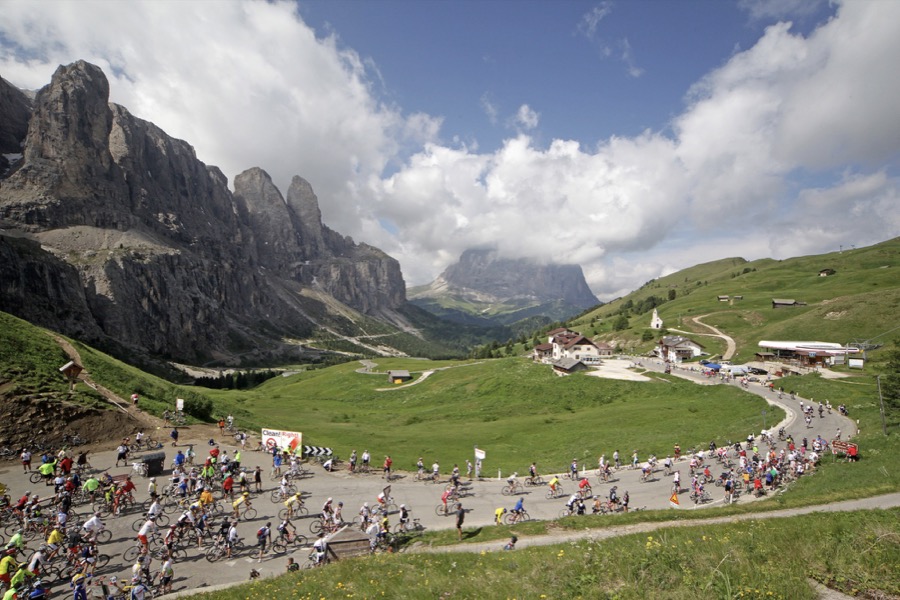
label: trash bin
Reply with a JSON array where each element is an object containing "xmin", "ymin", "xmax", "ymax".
[{"xmin": 142, "ymin": 451, "xmax": 167, "ymax": 477}]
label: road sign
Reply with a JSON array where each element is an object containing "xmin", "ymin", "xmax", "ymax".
[
  {"xmin": 474, "ymin": 448, "xmax": 486, "ymax": 460},
  {"xmin": 303, "ymin": 445, "xmax": 333, "ymax": 457}
]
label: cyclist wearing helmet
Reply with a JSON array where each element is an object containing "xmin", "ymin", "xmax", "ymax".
[
  {"xmin": 232, "ymin": 491, "xmax": 251, "ymax": 518},
  {"xmin": 71, "ymin": 573, "xmax": 87, "ymax": 600},
  {"xmin": 398, "ymin": 504, "xmax": 410, "ymax": 528}
]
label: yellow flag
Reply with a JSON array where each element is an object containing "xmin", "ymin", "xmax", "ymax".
[{"xmin": 669, "ymin": 492, "xmax": 680, "ymax": 507}]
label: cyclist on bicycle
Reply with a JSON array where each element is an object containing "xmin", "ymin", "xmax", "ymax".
[
  {"xmin": 398, "ymin": 505, "xmax": 410, "ymax": 529},
  {"xmin": 284, "ymin": 492, "xmax": 303, "ymax": 518},
  {"xmin": 440, "ymin": 488, "xmax": 452, "ymax": 513},
  {"xmin": 506, "ymin": 472, "xmax": 518, "ymax": 490},
  {"xmin": 511, "ymin": 497, "xmax": 524, "ymax": 522},
  {"xmin": 312, "ymin": 533, "xmax": 327, "ymax": 565},
  {"xmin": 332, "ymin": 502, "xmax": 344, "ymax": 526},
  {"xmin": 578, "ymin": 477, "xmax": 591, "ymax": 496},
  {"xmin": 232, "ymin": 492, "xmax": 252, "ymax": 518},
  {"xmin": 529, "ymin": 462, "xmax": 537, "ymax": 479},
  {"xmin": 565, "ymin": 494, "xmax": 578, "ymax": 514},
  {"xmin": 358, "ymin": 503, "xmax": 371, "ymax": 531},
  {"xmin": 548, "ymin": 476, "xmax": 560, "ymax": 495},
  {"xmin": 494, "ymin": 507, "xmax": 506, "ymax": 525},
  {"xmin": 276, "ymin": 518, "xmax": 296, "ymax": 543},
  {"xmin": 321, "ymin": 498, "xmax": 334, "ymax": 520}
]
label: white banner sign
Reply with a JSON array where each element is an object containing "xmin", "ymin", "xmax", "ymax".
[
  {"xmin": 261, "ymin": 428, "xmax": 303, "ymax": 454},
  {"xmin": 474, "ymin": 447, "xmax": 486, "ymax": 460},
  {"xmin": 176, "ymin": 398, "xmax": 184, "ymax": 411}
]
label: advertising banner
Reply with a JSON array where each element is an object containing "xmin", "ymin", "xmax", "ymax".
[{"xmin": 261, "ymin": 428, "xmax": 303, "ymax": 454}]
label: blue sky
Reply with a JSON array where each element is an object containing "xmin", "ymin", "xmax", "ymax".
[{"xmin": 1, "ymin": 1, "xmax": 898, "ymax": 299}]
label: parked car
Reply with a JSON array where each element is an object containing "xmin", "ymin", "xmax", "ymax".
[
  {"xmin": 748, "ymin": 367, "xmax": 768, "ymax": 375},
  {"xmin": 699, "ymin": 359, "xmax": 710, "ymax": 365}
]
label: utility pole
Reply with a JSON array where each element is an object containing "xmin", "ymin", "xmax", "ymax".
[{"xmin": 876, "ymin": 375, "xmax": 888, "ymax": 435}]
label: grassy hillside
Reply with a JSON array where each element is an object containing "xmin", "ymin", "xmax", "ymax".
[
  {"xmin": 562, "ymin": 237, "xmax": 900, "ymax": 361},
  {"xmin": 200, "ymin": 357, "xmax": 777, "ymax": 474}
]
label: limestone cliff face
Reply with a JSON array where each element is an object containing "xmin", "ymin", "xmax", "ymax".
[
  {"xmin": 0, "ymin": 61, "xmax": 407, "ymax": 364},
  {"xmin": 0, "ymin": 74, "xmax": 32, "ymax": 163},
  {"xmin": 409, "ymin": 248, "xmax": 599, "ymax": 325}
]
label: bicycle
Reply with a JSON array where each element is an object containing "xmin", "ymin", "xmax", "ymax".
[
  {"xmin": 503, "ymin": 510, "xmax": 530, "ymax": 525},
  {"xmin": 545, "ymin": 485, "xmax": 565, "ymax": 499},
  {"xmin": 269, "ymin": 486, "xmax": 298, "ymax": 503},
  {"xmin": 234, "ymin": 505, "xmax": 257, "ymax": 521},
  {"xmin": 434, "ymin": 502, "xmax": 459, "ymax": 517},
  {"xmin": 278, "ymin": 504, "xmax": 310, "ymax": 520},
  {"xmin": 206, "ymin": 536, "xmax": 245, "ymax": 562},
  {"xmin": 523, "ymin": 474, "xmax": 543, "ymax": 487},
  {"xmin": 501, "ymin": 481, "xmax": 523, "ymax": 496},
  {"xmin": 308, "ymin": 518, "xmax": 339, "ymax": 536},
  {"xmin": 393, "ymin": 518, "xmax": 425, "ymax": 536},
  {"xmin": 271, "ymin": 530, "xmax": 308, "ymax": 554},
  {"xmin": 130, "ymin": 513, "xmax": 170, "ymax": 531}
]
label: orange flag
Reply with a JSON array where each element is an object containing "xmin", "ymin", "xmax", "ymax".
[{"xmin": 669, "ymin": 492, "xmax": 680, "ymax": 507}]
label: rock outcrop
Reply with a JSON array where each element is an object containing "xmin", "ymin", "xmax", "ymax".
[
  {"xmin": 409, "ymin": 248, "xmax": 600, "ymax": 325},
  {"xmin": 0, "ymin": 61, "xmax": 407, "ymax": 365}
]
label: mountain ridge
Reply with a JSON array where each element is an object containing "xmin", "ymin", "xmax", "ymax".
[
  {"xmin": 0, "ymin": 61, "xmax": 416, "ymax": 366},
  {"xmin": 409, "ymin": 248, "xmax": 600, "ymax": 325}
]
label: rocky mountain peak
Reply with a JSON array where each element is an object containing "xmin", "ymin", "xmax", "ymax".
[
  {"xmin": 0, "ymin": 60, "xmax": 410, "ymax": 366},
  {"xmin": 409, "ymin": 247, "xmax": 599, "ymax": 325},
  {"xmin": 286, "ymin": 175, "xmax": 326, "ymax": 258}
]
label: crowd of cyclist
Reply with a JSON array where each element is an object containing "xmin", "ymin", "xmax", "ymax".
[
  {"xmin": 0, "ymin": 385, "xmax": 847, "ymax": 599},
  {"xmin": 0, "ymin": 424, "xmax": 350, "ymax": 600}
]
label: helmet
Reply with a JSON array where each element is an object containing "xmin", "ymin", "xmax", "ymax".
[
  {"xmin": 39, "ymin": 545, "xmax": 48, "ymax": 552},
  {"xmin": 24, "ymin": 491, "xmax": 31, "ymax": 496},
  {"xmin": 327, "ymin": 497, "xmax": 332, "ymax": 502},
  {"xmin": 400, "ymin": 504, "xmax": 406, "ymax": 509},
  {"xmin": 243, "ymin": 492, "xmax": 250, "ymax": 497},
  {"xmin": 337, "ymin": 502, "xmax": 343, "ymax": 506},
  {"xmin": 150, "ymin": 478, "xmax": 156, "ymax": 482},
  {"xmin": 363, "ymin": 502, "xmax": 368, "ymax": 507},
  {"xmin": 72, "ymin": 573, "xmax": 86, "ymax": 585},
  {"xmin": 169, "ymin": 524, "xmax": 177, "ymax": 529},
  {"xmin": 109, "ymin": 576, "xmax": 117, "ymax": 584}
]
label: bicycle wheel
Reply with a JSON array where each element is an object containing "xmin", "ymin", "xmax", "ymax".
[
  {"xmin": 500, "ymin": 485, "xmax": 512, "ymax": 496},
  {"xmin": 309, "ymin": 520, "xmax": 324, "ymax": 535},
  {"xmin": 123, "ymin": 545, "xmax": 141, "ymax": 562},
  {"xmin": 269, "ymin": 490, "xmax": 283, "ymax": 503},
  {"xmin": 95, "ymin": 529, "xmax": 112, "ymax": 544},
  {"xmin": 272, "ymin": 539, "xmax": 287, "ymax": 554},
  {"xmin": 205, "ymin": 545, "xmax": 225, "ymax": 562},
  {"xmin": 434, "ymin": 505, "xmax": 446, "ymax": 517},
  {"xmin": 242, "ymin": 508, "xmax": 257, "ymax": 520},
  {"xmin": 29, "ymin": 472, "xmax": 43, "ymax": 484}
]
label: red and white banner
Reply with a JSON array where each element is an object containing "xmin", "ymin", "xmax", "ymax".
[{"xmin": 261, "ymin": 428, "xmax": 303, "ymax": 454}]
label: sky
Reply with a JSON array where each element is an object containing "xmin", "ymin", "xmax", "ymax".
[{"xmin": 1, "ymin": 0, "xmax": 899, "ymax": 300}]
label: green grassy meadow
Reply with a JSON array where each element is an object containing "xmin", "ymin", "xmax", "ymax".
[
  {"xmin": 202, "ymin": 358, "xmax": 779, "ymax": 475},
  {"xmin": 193, "ymin": 508, "xmax": 900, "ymax": 600}
]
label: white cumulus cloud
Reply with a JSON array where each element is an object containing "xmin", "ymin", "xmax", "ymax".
[{"xmin": 1, "ymin": 0, "xmax": 898, "ymax": 300}]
